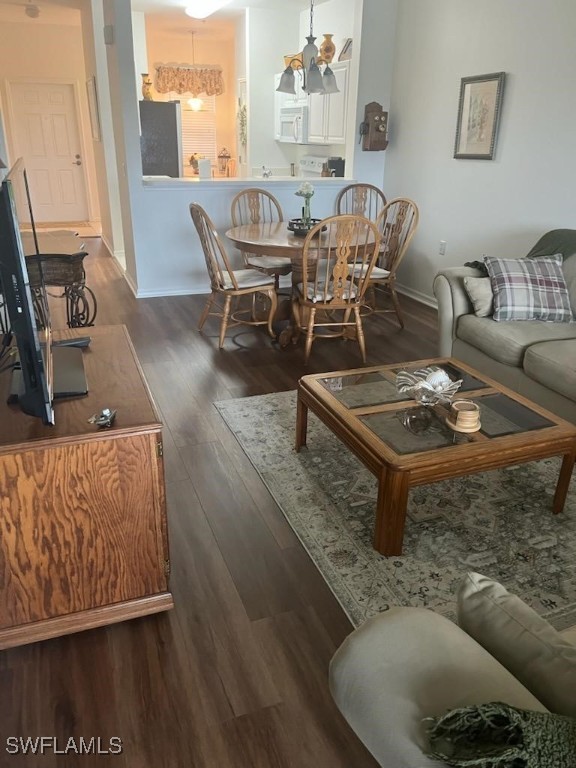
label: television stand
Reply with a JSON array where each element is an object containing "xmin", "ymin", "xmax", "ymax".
[{"xmin": 0, "ymin": 325, "xmax": 173, "ymax": 650}]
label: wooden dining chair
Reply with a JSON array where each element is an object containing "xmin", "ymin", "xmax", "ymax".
[
  {"xmin": 335, "ymin": 183, "xmax": 387, "ymax": 220},
  {"xmin": 366, "ymin": 198, "xmax": 420, "ymax": 328},
  {"xmin": 292, "ymin": 214, "xmax": 381, "ymax": 364},
  {"xmin": 190, "ymin": 203, "xmax": 278, "ymax": 348},
  {"xmin": 230, "ymin": 188, "xmax": 292, "ymax": 289}
]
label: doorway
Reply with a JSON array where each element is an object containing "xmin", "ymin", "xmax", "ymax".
[{"xmin": 7, "ymin": 80, "xmax": 90, "ymax": 223}]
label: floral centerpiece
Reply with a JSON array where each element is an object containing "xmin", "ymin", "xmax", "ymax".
[{"xmin": 295, "ymin": 181, "xmax": 314, "ymax": 228}]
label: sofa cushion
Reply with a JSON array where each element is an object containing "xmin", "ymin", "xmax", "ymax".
[
  {"xmin": 456, "ymin": 314, "xmax": 576, "ymax": 367},
  {"xmin": 523, "ymin": 340, "xmax": 576, "ymax": 402},
  {"xmin": 463, "ymin": 276, "xmax": 494, "ymax": 317},
  {"xmin": 458, "ymin": 572, "xmax": 576, "ymax": 718},
  {"xmin": 484, "ymin": 255, "xmax": 574, "ymax": 322},
  {"xmin": 329, "ymin": 607, "xmax": 546, "ymax": 768}
]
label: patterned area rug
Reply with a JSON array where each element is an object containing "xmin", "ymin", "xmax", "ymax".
[{"xmin": 215, "ymin": 391, "xmax": 576, "ymax": 630}]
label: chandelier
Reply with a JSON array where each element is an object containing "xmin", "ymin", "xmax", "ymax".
[{"xmin": 276, "ymin": 0, "xmax": 339, "ymax": 96}]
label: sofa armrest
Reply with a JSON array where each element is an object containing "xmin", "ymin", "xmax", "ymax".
[
  {"xmin": 433, "ymin": 267, "xmax": 483, "ymax": 357},
  {"xmin": 329, "ymin": 608, "xmax": 546, "ymax": 768}
]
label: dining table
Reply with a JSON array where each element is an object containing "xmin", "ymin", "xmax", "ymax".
[{"xmin": 225, "ymin": 221, "xmax": 315, "ymax": 263}]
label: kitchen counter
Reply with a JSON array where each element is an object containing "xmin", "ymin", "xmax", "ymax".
[{"xmin": 142, "ymin": 175, "xmax": 353, "ymax": 188}]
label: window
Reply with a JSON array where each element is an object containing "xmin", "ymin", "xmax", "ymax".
[{"xmin": 180, "ymin": 95, "xmax": 217, "ymax": 166}]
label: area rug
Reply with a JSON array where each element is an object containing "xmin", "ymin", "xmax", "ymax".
[{"xmin": 215, "ymin": 391, "xmax": 576, "ymax": 630}]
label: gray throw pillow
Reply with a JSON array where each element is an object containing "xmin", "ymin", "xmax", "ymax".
[
  {"xmin": 463, "ymin": 276, "xmax": 494, "ymax": 317},
  {"xmin": 457, "ymin": 571, "xmax": 576, "ymax": 717}
]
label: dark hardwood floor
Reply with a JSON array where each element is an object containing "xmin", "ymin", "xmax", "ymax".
[{"xmin": 0, "ymin": 240, "xmax": 438, "ymax": 767}]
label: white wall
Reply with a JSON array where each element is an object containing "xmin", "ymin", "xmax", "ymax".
[
  {"xmin": 349, "ymin": 0, "xmax": 397, "ymax": 187},
  {"xmin": 246, "ymin": 7, "xmax": 299, "ymax": 171},
  {"xmin": 81, "ymin": 0, "xmax": 124, "ymax": 268},
  {"xmin": 298, "ymin": 0, "xmax": 355, "ymax": 64},
  {"xmin": 385, "ymin": 0, "xmax": 576, "ymax": 304}
]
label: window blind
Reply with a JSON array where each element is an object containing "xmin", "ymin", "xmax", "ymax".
[{"xmin": 180, "ymin": 95, "xmax": 217, "ymax": 165}]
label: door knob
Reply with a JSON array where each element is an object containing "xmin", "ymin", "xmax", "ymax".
[{"xmin": 72, "ymin": 159, "xmax": 82, "ymax": 165}]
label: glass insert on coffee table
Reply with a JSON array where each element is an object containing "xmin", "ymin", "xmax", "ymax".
[{"xmin": 296, "ymin": 358, "xmax": 576, "ymax": 556}]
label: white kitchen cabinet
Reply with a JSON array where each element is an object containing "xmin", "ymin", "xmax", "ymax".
[{"xmin": 306, "ymin": 62, "xmax": 349, "ymax": 145}]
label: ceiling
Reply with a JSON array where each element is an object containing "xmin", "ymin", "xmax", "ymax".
[
  {"xmin": 131, "ymin": 0, "xmax": 316, "ymax": 13},
  {"xmin": 0, "ymin": 0, "xmax": 326, "ymax": 27}
]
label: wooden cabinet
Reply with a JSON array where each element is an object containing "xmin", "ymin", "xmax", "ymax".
[
  {"xmin": 0, "ymin": 325, "xmax": 173, "ymax": 650},
  {"xmin": 307, "ymin": 62, "xmax": 349, "ymax": 145}
]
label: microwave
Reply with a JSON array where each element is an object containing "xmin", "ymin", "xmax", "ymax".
[{"xmin": 276, "ymin": 106, "xmax": 308, "ymax": 144}]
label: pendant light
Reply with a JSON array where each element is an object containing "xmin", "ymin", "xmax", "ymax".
[
  {"xmin": 187, "ymin": 32, "xmax": 203, "ymax": 111},
  {"xmin": 276, "ymin": 0, "xmax": 338, "ymax": 96}
]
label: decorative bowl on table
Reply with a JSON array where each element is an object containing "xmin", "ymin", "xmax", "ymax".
[
  {"xmin": 395, "ymin": 365, "xmax": 463, "ymax": 406},
  {"xmin": 287, "ymin": 218, "xmax": 327, "ymax": 237}
]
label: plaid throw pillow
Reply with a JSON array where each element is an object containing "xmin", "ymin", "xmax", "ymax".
[{"xmin": 484, "ymin": 254, "xmax": 574, "ymax": 322}]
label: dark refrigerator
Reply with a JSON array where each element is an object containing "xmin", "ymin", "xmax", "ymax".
[{"xmin": 139, "ymin": 100, "xmax": 183, "ymax": 177}]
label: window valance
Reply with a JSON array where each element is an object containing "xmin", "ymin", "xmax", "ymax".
[{"xmin": 153, "ymin": 62, "xmax": 225, "ymax": 97}]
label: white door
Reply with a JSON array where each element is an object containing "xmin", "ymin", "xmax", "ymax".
[{"xmin": 9, "ymin": 82, "xmax": 89, "ymax": 223}]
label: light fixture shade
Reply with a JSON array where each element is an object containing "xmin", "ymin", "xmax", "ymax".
[
  {"xmin": 185, "ymin": 0, "xmax": 231, "ymax": 20},
  {"xmin": 188, "ymin": 97, "xmax": 203, "ymax": 111},
  {"xmin": 276, "ymin": 66, "xmax": 296, "ymax": 95},
  {"xmin": 322, "ymin": 65, "xmax": 339, "ymax": 94},
  {"xmin": 306, "ymin": 60, "xmax": 325, "ymax": 94},
  {"xmin": 302, "ymin": 35, "xmax": 318, "ymax": 71}
]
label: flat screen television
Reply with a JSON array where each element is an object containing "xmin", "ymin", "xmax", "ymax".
[{"xmin": 0, "ymin": 159, "xmax": 87, "ymax": 426}]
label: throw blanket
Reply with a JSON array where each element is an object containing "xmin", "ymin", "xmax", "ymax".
[
  {"xmin": 426, "ymin": 701, "xmax": 576, "ymax": 767},
  {"xmin": 464, "ymin": 228, "xmax": 576, "ymax": 274}
]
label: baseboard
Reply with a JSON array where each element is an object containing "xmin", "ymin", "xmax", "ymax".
[
  {"xmin": 396, "ymin": 282, "xmax": 437, "ymax": 309},
  {"xmin": 135, "ymin": 285, "xmax": 208, "ymax": 298}
]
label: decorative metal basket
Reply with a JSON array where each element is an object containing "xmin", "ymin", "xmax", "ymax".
[
  {"xmin": 287, "ymin": 218, "xmax": 327, "ymax": 237},
  {"xmin": 396, "ymin": 365, "xmax": 463, "ymax": 406},
  {"xmin": 26, "ymin": 253, "xmax": 87, "ymax": 288}
]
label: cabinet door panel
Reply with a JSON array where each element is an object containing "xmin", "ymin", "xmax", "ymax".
[
  {"xmin": 326, "ymin": 65, "xmax": 349, "ymax": 144},
  {"xmin": 307, "ymin": 93, "xmax": 327, "ymax": 144},
  {"xmin": 0, "ymin": 433, "xmax": 167, "ymax": 627}
]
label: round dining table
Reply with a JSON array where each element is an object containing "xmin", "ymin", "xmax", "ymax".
[{"xmin": 225, "ymin": 221, "xmax": 314, "ymax": 262}]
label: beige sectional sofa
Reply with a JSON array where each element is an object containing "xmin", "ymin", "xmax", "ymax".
[{"xmin": 433, "ymin": 230, "xmax": 576, "ymax": 423}]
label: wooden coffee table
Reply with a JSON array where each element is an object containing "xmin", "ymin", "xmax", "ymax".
[{"xmin": 296, "ymin": 358, "xmax": 576, "ymax": 556}]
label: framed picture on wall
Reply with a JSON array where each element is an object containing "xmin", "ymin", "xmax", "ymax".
[{"xmin": 454, "ymin": 72, "xmax": 505, "ymax": 159}]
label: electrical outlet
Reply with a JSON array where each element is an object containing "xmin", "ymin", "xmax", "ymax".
[{"xmin": 439, "ymin": 240, "xmax": 447, "ymax": 256}]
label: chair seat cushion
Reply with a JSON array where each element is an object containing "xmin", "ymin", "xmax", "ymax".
[
  {"xmin": 246, "ymin": 255, "xmax": 292, "ymax": 270},
  {"xmin": 296, "ymin": 282, "xmax": 357, "ymax": 303},
  {"xmin": 221, "ymin": 269, "xmax": 275, "ymax": 290},
  {"xmin": 348, "ymin": 264, "xmax": 390, "ymax": 279}
]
